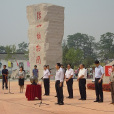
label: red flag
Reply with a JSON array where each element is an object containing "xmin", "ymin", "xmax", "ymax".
[{"xmin": 16, "ymin": 60, "xmax": 19, "ymax": 66}]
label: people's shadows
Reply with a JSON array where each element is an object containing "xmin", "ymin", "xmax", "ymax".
[{"xmin": 64, "ymin": 102, "xmax": 89, "ymax": 106}]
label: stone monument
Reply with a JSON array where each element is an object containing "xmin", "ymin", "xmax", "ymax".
[{"xmin": 27, "ymin": 3, "xmax": 64, "ymax": 78}]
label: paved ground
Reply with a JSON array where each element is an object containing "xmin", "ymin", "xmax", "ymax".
[{"xmin": 0, "ymin": 79, "xmax": 114, "ymax": 114}]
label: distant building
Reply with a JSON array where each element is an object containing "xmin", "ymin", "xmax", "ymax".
[{"xmin": 0, "ymin": 53, "xmax": 30, "ymax": 76}]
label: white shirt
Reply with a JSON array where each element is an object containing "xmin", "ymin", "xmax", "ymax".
[
  {"xmin": 43, "ymin": 69, "xmax": 50, "ymax": 79},
  {"xmin": 61, "ymin": 67, "xmax": 65, "ymax": 74},
  {"xmin": 78, "ymin": 68, "xmax": 87, "ymax": 79},
  {"xmin": 65, "ymin": 68, "xmax": 74, "ymax": 78},
  {"xmin": 55, "ymin": 68, "xmax": 64, "ymax": 82},
  {"xmin": 95, "ymin": 65, "xmax": 104, "ymax": 78}
]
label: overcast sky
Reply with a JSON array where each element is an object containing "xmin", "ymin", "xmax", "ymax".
[{"xmin": 0, "ymin": 0, "xmax": 114, "ymax": 46}]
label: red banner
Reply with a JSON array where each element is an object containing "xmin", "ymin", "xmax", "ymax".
[{"xmin": 105, "ymin": 66, "xmax": 112, "ymax": 76}]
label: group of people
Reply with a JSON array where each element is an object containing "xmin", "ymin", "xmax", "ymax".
[
  {"xmin": 41, "ymin": 63, "xmax": 87, "ymax": 105},
  {"xmin": 1, "ymin": 60, "xmax": 114, "ymax": 105},
  {"xmin": 39, "ymin": 60, "xmax": 114, "ymax": 105},
  {"xmin": 2, "ymin": 65, "xmax": 25, "ymax": 93}
]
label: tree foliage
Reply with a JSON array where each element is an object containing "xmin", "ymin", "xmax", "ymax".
[
  {"xmin": 0, "ymin": 46, "xmax": 6, "ymax": 53},
  {"xmin": 65, "ymin": 33, "xmax": 97, "ymax": 68},
  {"xmin": 5, "ymin": 45, "xmax": 16, "ymax": 60},
  {"xmin": 17, "ymin": 42, "xmax": 28, "ymax": 53},
  {"xmin": 0, "ymin": 42, "xmax": 29, "ymax": 60},
  {"xmin": 98, "ymin": 32, "xmax": 114, "ymax": 61},
  {"xmin": 65, "ymin": 48, "xmax": 83, "ymax": 68}
]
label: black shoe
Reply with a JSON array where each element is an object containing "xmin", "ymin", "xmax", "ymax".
[
  {"xmin": 55, "ymin": 102, "xmax": 59, "ymax": 105},
  {"xmin": 69, "ymin": 97, "xmax": 73, "ymax": 99},
  {"xmin": 82, "ymin": 98, "xmax": 86, "ymax": 100},
  {"xmin": 94, "ymin": 100, "xmax": 99, "ymax": 102},
  {"xmin": 55, "ymin": 95, "xmax": 57, "ymax": 97},
  {"xmin": 79, "ymin": 98, "xmax": 82, "ymax": 100},
  {"xmin": 59, "ymin": 102, "xmax": 64, "ymax": 105},
  {"xmin": 66, "ymin": 96, "xmax": 70, "ymax": 98},
  {"xmin": 98, "ymin": 100, "xmax": 103, "ymax": 103},
  {"xmin": 110, "ymin": 102, "xmax": 114, "ymax": 104}
]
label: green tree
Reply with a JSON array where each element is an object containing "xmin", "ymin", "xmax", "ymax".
[
  {"xmin": 62, "ymin": 40, "xmax": 69, "ymax": 67},
  {"xmin": 5, "ymin": 45, "xmax": 16, "ymax": 60},
  {"xmin": 65, "ymin": 48, "xmax": 83, "ymax": 68},
  {"xmin": 17, "ymin": 42, "xmax": 28, "ymax": 53},
  {"xmin": 98, "ymin": 32, "xmax": 114, "ymax": 61},
  {"xmin": 67, "ymin": 33, "xmax": 96, "ymax": 59},
  {"xmin": 67, "ymin": 33, "xmax": 97, "ymax": 67},
  {"xmin": 0, "ymin": 46, "xmax": 6, "ymax": 53},
  {"xmin": 83, "ymin": 56, "xmax": 96, "ymax": 68}
]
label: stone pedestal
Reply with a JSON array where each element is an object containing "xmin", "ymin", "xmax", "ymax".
[{"xmin": 26, "ymin": 3, "xmax": 64, "ymax": 78}]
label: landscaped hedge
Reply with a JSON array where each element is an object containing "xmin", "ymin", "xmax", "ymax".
[
  {"xmin": 87, "ymin": 83, "xmax": 111, "ymax": 92},
  {"xmin": 0, "ymin": 75, "xmax": 2, "ymax": 79}
]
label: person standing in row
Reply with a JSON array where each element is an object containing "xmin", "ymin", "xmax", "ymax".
[
  {"xmin": 18, "ymin": 66, "xmax": 25, "ymax": 93},
  {"xmin": 61, "ymin": 64, "xmax": 65, "ymax": 75},
  {"xmin": 60, "ymin": 64, "xmax": 65, "ymax": 83},
  {"xmin": 109, "ymin": 64, "xmax": 114, "ymax": 104},
  {"xmin": 94, "ymin": 60, "xmax": 104, "ymax": 103},
  {"xmin": 55, "ymin": 64, "xmax": 65, "ymax": 97},
  {"xmin": 47, "ymin": 65, "xmax": 51, "ymax": 74},
  {"xmin": 18, "ymin": 67, "xmax": 25, "ymax": 93},
  {"xmin": 32, "ymin": 65, "xmax": 39, "ymax": 78},
  {"xmin": 2, "ymin": 65, "xmax": 8, "ymax": 90},
  {"xmin": 65, "ymin": 64, "xmax": 74, "ymax": 99},
  {"xmin": 77, "ymin": 64, "xmax": 87, "ymax": 100},
  {"xmin": 55, "ymin": 63, "xmax": 64, "ymax": 105},
  {"xmin": 43, "ymin": 65, "xmax": 51, "ymax": 96}
]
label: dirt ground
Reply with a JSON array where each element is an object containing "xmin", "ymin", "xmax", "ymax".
[{"xmin": 0, "ymin": 79, "xmax": 114, "ymax": 114}]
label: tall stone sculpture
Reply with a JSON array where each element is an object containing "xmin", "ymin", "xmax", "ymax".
[{"xmin": 27, "ymin": 3, "xmax": 64, "ymax": 78}]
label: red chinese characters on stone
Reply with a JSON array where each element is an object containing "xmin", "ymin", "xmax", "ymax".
[
  {"xmin": 36, "ymin": 45, "xmax": 41, "ymax": 52},
  {"xmin": 36, "ymin": 56, "xmax": 41, "ymax": 64},
  {"xmin": 36, "ymin": 24, "xmax": 42, "ymax": 28},
  {"xmin": 37, "ymin": 11, "xmax": 41, "ymax": 20},
  {"xmin": 37, "ymin": 32, "xmax": 41, "ymax": 40}
]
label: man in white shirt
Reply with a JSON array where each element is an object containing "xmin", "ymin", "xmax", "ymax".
[
  {"xmin": 43, "ymin": 65, "xmax": 50, "ymax": 96},
  {"xmin": 61, "ymin": 64, "xmax": 65, "ymax": 75},
  {"xmin": 77, "ymin": 64, "xmax": 87, "ymax": 100},
  {"xmin": 65, "ymin": 64, "xmax": 74, "ymax": 98},
  {"xmin": 94, "ymin": 60, "xmax": 104, "ymax": 103},
  {"xmin": 55, "ymin": 63, "xmax": 64, "ymax": 105},
  {"xmin": 61, "ymin": 64, "xmax": 65, "ymax": 84},
  {"xmin": 55, "ymin": 64, "xmax": 65, "ymax": 97}
]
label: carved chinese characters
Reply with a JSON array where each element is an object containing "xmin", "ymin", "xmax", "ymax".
[{"xmin": 27, "ymin": 3, "xmax": 64, "ymax": 78}]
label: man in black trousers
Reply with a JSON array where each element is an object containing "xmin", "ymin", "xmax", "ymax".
[
  {"xmin": 65, "ymin": 64, "xmax": 74, "ymax": 98},
  {"xmin": 43, "ymin": 65, "xmax": 51, "ymax": 96},
  {"xmin": 94, "ymin": 60, "xmax": 104, "ymax": 103},
  {"xmin": 55, "ymin": 63, "xmax": 64, "ymax": 105},
  {"xmin": 77, "ymin": 64, "xmax": 87, "ymax": 100},
  {"xmin": 2, "ymin": 65, "xmax": 8, "ymax": 89}
]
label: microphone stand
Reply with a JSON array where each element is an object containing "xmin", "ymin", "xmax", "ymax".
[{"xmin": 34, "ymin": 76, "xmax": 49, "ymax": 107}]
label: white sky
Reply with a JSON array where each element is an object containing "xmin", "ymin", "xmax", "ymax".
[{"xmin": 0, "ymin": 0, "xmax": 114, "ymax": 46}]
